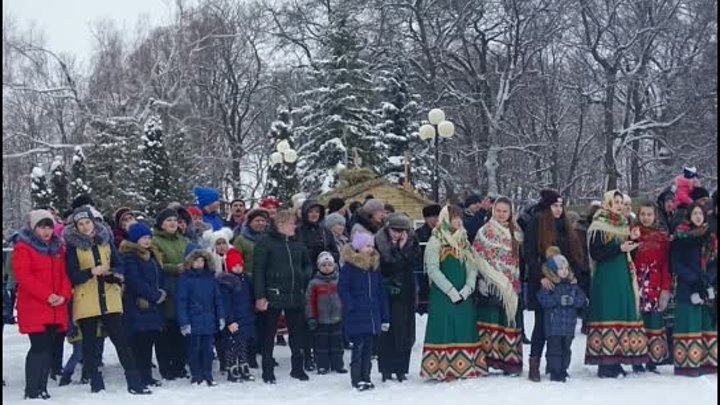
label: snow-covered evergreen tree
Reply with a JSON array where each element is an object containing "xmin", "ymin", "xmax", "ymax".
[
  {"xmin": 31, "ymin": 165, "xmax": 52, "ymax": 208},
  {"xmin": 138, "ymin": 114, "xmax": 172, "ymax": 211},
  {"xmin": 70, "ymin": 146, "xmax": 92, "ymax": 202},
  {"xmin": 49, "ymin": 156, "xmax": 69, "ymax": 212},
  {"xmin": 266, "ymin": 108, "xmax": 300, "ymax": 203},
  {"xmin": 295, "ymin": 11, "xmax": 380, "ymax": 193}
]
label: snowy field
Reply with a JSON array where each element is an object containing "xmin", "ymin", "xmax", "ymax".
[{"xmin": 2, "ymin": 313, "xmax": 716, "ymax": 405}]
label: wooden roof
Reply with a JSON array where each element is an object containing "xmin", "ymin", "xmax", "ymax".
[{"xmin": 319, "ymin": 178, "xmax": 433, "ymax": 206}]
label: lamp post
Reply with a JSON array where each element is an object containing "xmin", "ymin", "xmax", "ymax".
[{"xmin": 419, "ymin": 108, "xmax": 455, "ymax": 203}]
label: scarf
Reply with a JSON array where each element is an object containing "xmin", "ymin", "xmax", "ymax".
[
  {"xmin": 472, "ymin": 218, "xmax": 520, "ymax": 325},
  {"xmin": 431, "ymin": 206, "xmax": 474, "ymax": 264},
  {"xmin": 675, "ymin": 221, "xmax": 718, "ymax": 273}
]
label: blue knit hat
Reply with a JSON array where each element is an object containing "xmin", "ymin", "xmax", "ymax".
[
  {"xmin": 194, "ymin": 187, "xmax": 221, "ymax": 208},
  {"xmin": 545, "ymin": 246, "xmax": 569, "ymax": 273},
  {"xmin": 128, "ymin": 222, "xmax": 152, "ymax": 243}
]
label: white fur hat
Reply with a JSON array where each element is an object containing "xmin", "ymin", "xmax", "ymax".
[{"xmin": 203, "ymin": 227, "xmax": 234, "ymax": 247}]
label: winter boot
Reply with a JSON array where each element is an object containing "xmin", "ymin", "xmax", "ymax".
[
  {"xmin": 58, "ymin": 372, "xmax": 72, "ymax": 387},
  {"xmin": 528, "ymin": 357, "xmax": 541, "ymax": 382},
  {"xmin": 240, "ymin": 364, "xmax": 255, "ymax": 381},
  {"xmin": 381, "ymin": 372, "xmax": 392, "ymax": 382},
  {"xmin": 227, "ymin": 365, "xmax": 241, "ymax": 383},
  {"xmin": 262, "ymin": 369, "xmax": 276, "ymax": 384},
  {"xmin": 125, "ymin": 370, "xmax": 151, "ymax": 395},
  {"xmin": 647, "ymin": 364, "xmax": 659, "ymax": 374},
  {"xmin": 396, "ymin": 372, "xmax": 406, "ymax": 382},
  {"xmin": 632, "ymin": 364, "xmax": 646, "ymax": 373},
  {"xmin": 90, "ymin": 372, "xmax": 105, "ymax": 393}
]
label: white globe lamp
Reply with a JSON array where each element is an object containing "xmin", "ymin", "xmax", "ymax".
[
  {"xmin": 419, "ymin": 124, "xmax": 436, "ymax": 140},
  {"xmin": 437, "ymin": 120, "xmax": 455, "ymax": 138},
  {"xmin": 428, "ymin": 108, "xmax": 445, "ymax": 125},
  {"xmin": 270, "ymin": 151, "xmax": 283, "ymax": 166},
  {"xmin": 283, "ymin": 149, "xmax": 298, "ymax": 163},
  {"xmin": 276, "ymin": 140, "xmax": 290, "ymax": 153}
]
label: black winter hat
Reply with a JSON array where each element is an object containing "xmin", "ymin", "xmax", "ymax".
[
  {"xmin": 690, "ymin": 187, "xmax": 710, "ymax": 201},
  {"xmin": 245, "ymin": 208, "xmax": 270, "ymax": 224},
  {"xmin": 538, "ymin": 189, "xmax": 563, "ymax": 209},
  {"xmin": 71, "ymin": 194, "xmax": 95, "ymax": 210},
  {"xmin": 464, "ymin": 194, "xmax": 483, "ymax": 208},
  {"xmin": 422, "ymin": 204, "xmax": 442, "ymax": 218},
  {"xmin": 155, "ymin": 208, "xmax": 179, "ymax": 229},
  {"xmin": 72, "ymin": 206, "xmax": 94, "ymax": 226},
  {"xmin": 328, "ymin": 198, "xmax": 345, "ymax": 213}
]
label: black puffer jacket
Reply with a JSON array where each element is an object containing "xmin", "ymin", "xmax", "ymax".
[
  {"xmin": 296, "ymin": 200, "xmax": 339, "ymax": 267},
  {"xmin": 253, "ymin": 226, "xmax": 312, "ymax": 309}
]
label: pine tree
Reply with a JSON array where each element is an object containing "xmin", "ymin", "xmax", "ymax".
[
  {"xmin": 31, "ymin": 165, "xmax": 52, "ymax": 208},
  {"xmin": 295, "ymin": 11, "xmax": 380, "ymax": 193},
  {"xmin": 138, "ymin": 114, "xmax": 172, "ymax": 212},
  {"xmin": 70, "ymin": 146, "xmax": 92, "ymax": 201},
  {"xmin": 49, "ymin": 156, "xmax": 69, "ymax": 212},
  {"xmin": 266, "ymin": 108, "xmax": 300, "ymax": 203}
]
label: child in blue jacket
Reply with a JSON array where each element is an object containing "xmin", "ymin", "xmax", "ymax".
[
  {"xmin": 536, "ymin": 247, "xmax": 587, "ymax": 382},
  {"xmin": 176, "ymin": 246, "xmax": 225, "ymax": 386},
  {"xmin": 338, "ymin": 232, "xmax": 389, "ymax": 391},
  {"xmin": 217, "ymin": 256, "xmax": 256, "ymax": 383}
]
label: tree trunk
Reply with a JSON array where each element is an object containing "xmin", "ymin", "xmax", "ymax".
[{"xmin": 603, "ymin": 68, "xmax": 618, "ymax": 191}]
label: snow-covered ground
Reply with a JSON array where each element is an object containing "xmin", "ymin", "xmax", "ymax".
[{"xmin": 2, "ymin": 313, "xmax": 716, "ymax": 405}]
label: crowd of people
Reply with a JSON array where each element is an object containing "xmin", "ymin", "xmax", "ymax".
[{"xmin": 1, "ymin": 166, "xmax": 717, "ymax": 399}]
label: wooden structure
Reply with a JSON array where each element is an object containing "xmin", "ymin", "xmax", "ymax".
[{"xmin": 319, "ymin": 177, "xmax": 433, "ymax": 222}]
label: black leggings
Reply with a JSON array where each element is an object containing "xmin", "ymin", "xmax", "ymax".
[
  {"xmin": 25, "ymin": 325, "xmax": 60, "ymax": 396},
  {"xmin": 78, "ymin": 313, "xmax": 137, "ymax": 378}
]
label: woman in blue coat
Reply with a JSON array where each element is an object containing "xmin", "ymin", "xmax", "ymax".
[
  {"xmin": 338, "ymin": 232, "xmax": 389, "ymax": 391},
  {"xmin": 120, "ymin": 223, "xmax": 167, "ymax": 387},
  {"xmin": 217, "ymin": 263, "xmax": 256, "ymax": 382},
  {"xmin": 176, "ymin": 246, "xmax": 226, "ymax": 385},
  {"xmin": 670, "ymin": 203, "xmax": 717, "ymax": 376}
]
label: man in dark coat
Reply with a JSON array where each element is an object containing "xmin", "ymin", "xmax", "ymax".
[
  {"xmin": 415, "ymin": 204, "xmax": 440, "ymax": 315},
  {"xmin": 374, "ymin": 214, "xmax": 421, "ymax": 381},
  {"xmin": 253, "ymin": 210, "xmax": 313, "ymax": 383},
  {"xmin": 462, "ymin": 194, "xmax": 485, "ymax": 243}
]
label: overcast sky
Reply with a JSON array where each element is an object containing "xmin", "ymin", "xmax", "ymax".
[{"xmin": 5, "ymin": 0, "xmax": 181, "ymax": 64}]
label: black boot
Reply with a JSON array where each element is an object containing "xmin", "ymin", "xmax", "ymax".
[
  {"xmin": 248, "ymin": 356, "xmax": 259, "ymax": 369},
  {"xmin": 58, "ymin": 372, "xmax": 72, "ymax": 386},
  {"xmin": 632, "ymin": 364, "xmax": 645, "ymax": 373},
  {"xmin": 290, "ymin": 369, "xmax": 309, "ymax": 381},
  {"xmin": 647, "ymin": 364, "xmax": 659, "ymax": 374},
  {"xmin": 262, "ymin": 369, "xmax": 276, "ymax": 384},
  {"xmin": 240, "ymin": 364, "xmax": 255, "ymax": 381},
  {"xmin": 125, "ymin": 370, "xmax": 151, "ymax": 395},
  {"xmin": 396, "ymin": 372, "xmax": 406, "ymax": 382},
  {"xmin": 227, "ymin": 365, "xmax": 241, "ymax": 383},
  {"xmin": 91, "ymin": 372, "xmax": 105, "ymax": 393},
  {"xmin": 381, "ymin": 372, "xmax": 392, "ymax": 382}
]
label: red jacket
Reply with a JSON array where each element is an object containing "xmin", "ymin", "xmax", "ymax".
[
  {"xmin": 12, "ymin": 229, "xmax": 72, "ymax": 334},
  {"xmin": 633, "ymin": 226, "xmax": 671, "ymax": 312}
]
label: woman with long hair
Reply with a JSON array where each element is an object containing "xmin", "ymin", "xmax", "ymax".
[
  {"xmin": 420, "ymin": 206, "xmax": 482, "ymax": 381},
  {"xmin": 523, "ymin": 190, "xmax": 585, "ymax": 381},
  {"xmin": 472, "ymin": 197, "xmax": 523, "ymax": 376},
  {"xmin": 585, "ymin": 190, "xmax": 648, "ymax": 378}
]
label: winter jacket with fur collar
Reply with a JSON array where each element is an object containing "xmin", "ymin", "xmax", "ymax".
[{"xmin": 338, "ymin": 245, "xmax": 389, "ymax": 337}]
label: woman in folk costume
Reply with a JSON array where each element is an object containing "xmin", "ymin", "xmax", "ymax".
[
  {"xmin": 632, "ymin": 201, "xmax": 672, "ymax": 373},
  {"xmin": 472, "ymin": 196, "xmax": 522, "ymax": 376},
  {"xmin": 421, "ymin": 205, "xmax": 483, "ymax": 381},
  {"xmin": 585, "ymin": 190, "xmax": 648, "ymax": 378},
  {"xmin": 670, "ymin": 203, "xmax": 717, "ymax": 376}
]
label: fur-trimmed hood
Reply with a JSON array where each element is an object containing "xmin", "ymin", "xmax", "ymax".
[
  {"xmin": 216, "ymin": 271, "xmax": 249, "ymax": 291},
  {"xmin": 182, "ymin": 249, "xmax": 215, "ymax": 273},
  {"xmin": 63, "ymin": 221, "xmax": 112, "ymax": 250},
  {"xmin": 301, "ymin": 199, "xmax": 325, "ymax": 227},
  {"xmin": 16, "ymin": 226, "xmax": 63, "ymax": 256},
  {"xmin": 341, "ymin": 244, "xmax": 380, "ymax": 271},
  {"xmin": 119, "ymin": 239, "xmax": 163, "ymax": 265}
]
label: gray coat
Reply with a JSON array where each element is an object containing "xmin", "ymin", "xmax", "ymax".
[{"xmin": 305, "ymin": 270, "xmax": 342, "ymax": 325}]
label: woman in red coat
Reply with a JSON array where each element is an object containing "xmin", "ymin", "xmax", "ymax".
[
  {"xmin": 632, "ymin": 201, "xmax": 672, "ymax": 373},
  {"xmin": 12, "ymin": 210, "xmax": 71, "ymax": 399}
]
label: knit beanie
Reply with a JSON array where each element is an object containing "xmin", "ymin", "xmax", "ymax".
[
  {"xmin": 683, "ymin": 166, "xmax": 698, "ymax": 179},
  {"xmin": 316, "ymin": 251, "xmax": 335, "ymax": 266},
  {"xmin": 114, "ymin": 207, "xmax": 133, "ymax": 227},
  {"xmin": 690, "ymin": 187, "xmax": 709, "ymax": 201},
  {"xmin": 363, "ymin": 199, "xmax": 385, "ymax": 215},
  {"xmin": 351, "ymin": 231, "xmax": 374, "ymax": 251},
  {"xmin": 245, "ymin": 208, "xmax": 270, "ymax": 224},
  {"xmin": 538, "ymin": 189, "xmax": 563, "ymax": 209},
  {"xmin": 72, "ymin": 207, "xmax": 94, "ymax": 225},
  {"xmin": 324, "ymin": 212, "xmax": 346, "ymax": 230},
  {"xmin": 186, "ymin": 206, "xmax": 203, "ymax": 219},
  {"xmin": 260, "ymin": 197, "xmax": 280, "ymax": 209},
  {"xmin": 155, "ymin": 208, "xmax": 179, "ymax": 229},
  {"xmin": 545, "ymin": 246, "xmax": 569, "ymax": 273},
  {"xmin": 387, "ymin": 213, "xmax": 412, "ymax": 230},
  {"xmin": 193, "ymin": 187, "xmax": 221, "ymax": 209},
  {"xmin": 422, "ymin": 204, "xmax": 442, "ymax": 218},
  {"xmin": 29, "ymin": 209, "xmax": 55, "ymax": 229},
  {"xmin": 328, "ymin": 198, "xmax": 345, "ymax": 213},
  {"xmin": 128, "ymin": 222, "xmax": 152, "ymax": 243},
  {"xmin": 464, "ymin": 194, "xmax": 483, "ymax": 208}
]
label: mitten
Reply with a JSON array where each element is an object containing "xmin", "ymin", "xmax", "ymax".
[
  {"xmin": 690, "ymin": 293, "xmax": 704, "ymax": 305},
  {"xmin": 458, "ymin": 285, "xmax": 473, "ymax": 300},
  {"xmin": 180, "ymin": 324, "xmax": 191, "ymax": 336},
  {"xmin": 219, "ymin": 318, "xmax": 226, "ymax": 331},
  {"xmin": 447, "ymin": 288, "xmax": 462, "ymax": 304},
  {"xmin": 707, "ymin": 287, "xmax": 715, "ymax": 301},
  {"xmin": 307, "ymin": 318, "xmax": 318, "ymax": 331},
  {"xmin": 381, "ymin": 323, "xmax": 390, "ymax": 332},
  {"xmin": 658, "ymin": 290, "xmax": 671, "ymax": 312},
  {"xmin": 156, "ymin": 289, "xmax": 167, "ymax": 304},
  {"xmin": 560, "ymin": 295, "xmax": 575, "ymax": 307}
]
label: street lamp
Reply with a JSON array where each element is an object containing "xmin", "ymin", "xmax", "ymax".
[
  {"xmin": 270, "ymin": 140, "xmax": 298, "ymax": 166},
  {"xmin": 419, "ymin": 108, "xmax": 455, "ymax": 202}
]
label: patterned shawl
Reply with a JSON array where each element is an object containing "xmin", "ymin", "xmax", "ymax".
[
  {"xmin": 472, "ymin": 218, "xmax": 520, "ymax": 326},
  {"xmin": 675, "ymin": 221, "xmax": 718, "ymax": 273},
  {"xmin": 432, "ymin": 206, "xmax": 474, "ymax": 264}
]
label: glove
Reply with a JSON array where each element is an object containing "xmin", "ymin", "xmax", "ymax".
[
  {"xmin": 180, "ymin": 324, "xmax": 191, "ymax": 336},
  {"xmin": 219, "ymin": 318, "xmax": 226, "ymax": 331},
  {"xmin": 560, "ymin": 295, "xmax": 575, "ymax": 307},
  {"xmin": 658, "ymin": 290, "xmax": 671, "ymax": 312},
  {"xmin": 381, "ymin": 323, "xmax": 390, "ymax": 332},
  {"xmin": 447, "ymin": 288, "xmax": 462, "ymax": 304},
  {"xmin": 458, "ymin": 286, "xmax": 473, "ymax": 301},
  {"xmin": 307, "ymin": 318, "xmax": 318, "ymax": 331},
  {"xmin": 690, "ymin": 293, "xmax": 704, "ymax": 305},
  {"xmin": 707, "ymin": 287, "xmax": 715, "ymax": 301},
  {"xmin": 156, "ymin": 289, "xmax": 167, "ymax": 304}
]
